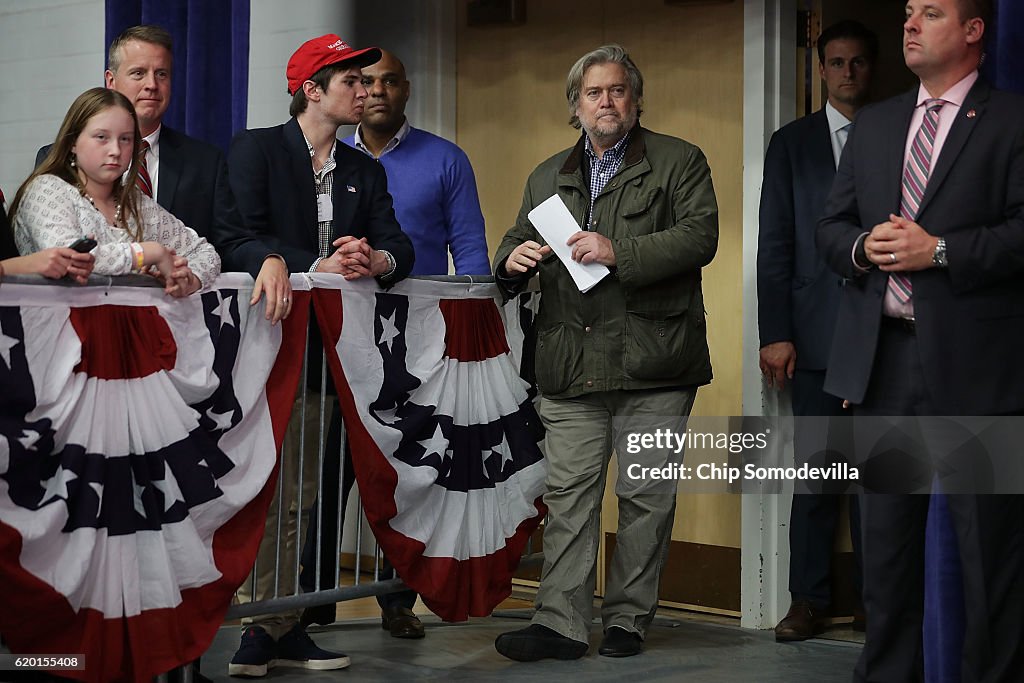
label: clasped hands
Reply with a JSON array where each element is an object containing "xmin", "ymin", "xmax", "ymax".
[
  {"xmin": 863, "ymin": 214, "xmax": 939, "ymax": 271},
  {"xmin": 504, "ymin": 231, "xmax": 616, "ymax": 274},
  {"xmin": 248, "ymin": 236, "xmax": 390, "ymax": 327},
  {"xmin": 151, "ymin": 245, "xmax": 200, "ymax": 298},
  {"xmin": 317, "ymin": 236, "xmax": 389, "ymax": 280}
]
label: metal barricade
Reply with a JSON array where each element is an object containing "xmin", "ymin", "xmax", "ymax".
[
  {"xmin": 227, "ymin": 304, "xmax": 403, "ymax": 624},
  {"xmin": 227, "ymin": 274, "xmax": 538, "ymax": 624}
]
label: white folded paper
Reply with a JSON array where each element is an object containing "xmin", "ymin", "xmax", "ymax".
[{"xmin": 527, "ymin": 194, "xmax": 610, "ymax": 293}]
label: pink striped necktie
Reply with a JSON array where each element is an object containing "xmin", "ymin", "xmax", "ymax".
[
  {"xmin": 136, "ymin": 140, "xmax": 153, "ymax": 198},
  {"xmin": 888, "ymin": 98, "xmax": 945, "ymax": 304}
]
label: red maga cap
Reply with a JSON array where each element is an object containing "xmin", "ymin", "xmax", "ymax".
[{"xmin": 286, "ymin": 34, "xmax": 381, "ymax": 95}]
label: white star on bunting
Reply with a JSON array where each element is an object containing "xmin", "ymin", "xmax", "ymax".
[
  {"xmin": 210, "ymin": 294, "xmax": 236, "ymax": 328},
  {"xmin": 205, "ymin": 407, "xmax": 234, "ymax": 431},
  {"xmin": 153, "ymin": 473, "xmax": 184, "ymax": 513},
  {"xmin": 40, "ymin": 465, "xmax": 78, "ymax": 504},
  {"xmin": 0, "ymin": 331, "xmax": 19, "ymax": 369},
  {"xmin": 378, "ymin": 311, "xmax": 401, "ymax": 352},
  {"xmin": 18, "ymin": 429, "xmax": 40, "ymax": 451},
  {"xmin": 492, "ymin": 433, "xmax": 514, "ymax": 469},
  {"xmin": 418, "ymin": 424, "xmax": 448, "ymax": 461},
  {"xmin": 132, "ymin": 476, "xmax": 149, "ymax": 517}
]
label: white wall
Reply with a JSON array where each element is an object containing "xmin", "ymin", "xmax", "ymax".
[
  {"xmin": 246, "ymin": 0, "xmax": 358, "ymax": 130},
  {"xmin": 0, "ymin": 0, "xmax": 104, "ymax": 204},
  {"xmin": 352, "ymin": 0, "xmax": 456, "ymax": 141},
  {"xmin": 741, "ymin": 0, "xmax": 796, "ymax": 630},
  {"xmin": 246, "ymin": 0, "xmax": 455, "ymax": 138}
]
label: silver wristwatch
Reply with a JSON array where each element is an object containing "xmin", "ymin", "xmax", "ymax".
[
  {"xmin": 379, "ymin": 249, "xmax": 397, "ymax": 276},
  {"xmin": 932, "ymin": 237, "xmax": 948, "ymax": 268}
]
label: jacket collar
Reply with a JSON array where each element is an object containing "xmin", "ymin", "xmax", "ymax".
[{"xmin": 560, "ymin": 124, "xmax": 646, "ymax": 175}]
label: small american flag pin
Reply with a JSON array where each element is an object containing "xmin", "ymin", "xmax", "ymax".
[
  {"xmin": 346, "ymin": 185, "xmax": 357, "ymax": 192},
  {"xmin": 966, "ymin": 109, "xmax": 976, "ymax": 118}
]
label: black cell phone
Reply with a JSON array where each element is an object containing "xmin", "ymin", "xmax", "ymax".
[{"xmin": 69, "ymin": 237, "xmax": 97, "ymax": 253}]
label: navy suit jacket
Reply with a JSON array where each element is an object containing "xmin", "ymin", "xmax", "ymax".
[
  {"xmin": 817, "ymin": 79, "xmax": 1024, "ymax": 414},
  {"xmin": 757, "ymin": 108, "xmax": 844, "ymax": 371},
  {"xmin": 222, "ymin": 117, "xmax": 413, "ymax": 283},
  {"xmin": 36, "ymin": 126, "xmax": 246, "ymax": 251}
]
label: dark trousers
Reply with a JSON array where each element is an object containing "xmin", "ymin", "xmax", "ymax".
[
  {"xmin": 298, "ymin": 410, "xmax": 418, "ymax": 611},
  {"xmin": 852, "ymin": 321, "xmax": 1024, "ymax": 682},
  {"xmin": 788, "ymin": 369, "xmax": 863, "ymax": 609}
]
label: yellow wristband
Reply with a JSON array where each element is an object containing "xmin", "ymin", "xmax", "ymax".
[{"xmin": 131, "ymin": 243, "xmax": 145, "ymax": 272}]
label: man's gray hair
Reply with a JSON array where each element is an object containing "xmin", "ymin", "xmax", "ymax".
[{"xmin": 566, "ymin": 44, "xmax": 644, "ymax": 129}]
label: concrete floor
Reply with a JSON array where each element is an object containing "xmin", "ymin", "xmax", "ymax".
[{"xmin": 200, "ymin": 610, "xmax": 862, "ymax": 682}]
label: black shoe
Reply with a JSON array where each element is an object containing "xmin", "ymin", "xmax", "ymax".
[
  {"xmin": 299, "ymin": 602, "xmax": 337, "ymax": 627},
  {"xmin": 381, "ymin": 605, "xmax": 425, "ymax": 639},
  {"xmin": 598, "ymin": 626, "xmax": 643, "ymax": 657},
  {"xmin": 494, "ymin": 624, "xmax": 588, "ymax": 661},
  {"xmin": 774, "ymin": 600, "xmax": 826, "ymax": 642},
  {"xmin": 276, "ymin": 624, "xmax": 350, "ymax": 670},
  {"xmin": 228, "ymin": 626, "xmax": 276, "ymax": 678}
]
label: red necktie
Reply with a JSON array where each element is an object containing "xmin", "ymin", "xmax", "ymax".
[
  {"xmin": 136, "ymin": 140, "xmax": 153, "ymax": 198},
  {"xmin": 888, "ymin": 98, "xmax": 945, "ymax": 303}
]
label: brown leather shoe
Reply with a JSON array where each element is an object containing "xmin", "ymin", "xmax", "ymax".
[
  {"xmin": 774, "ymin": 600, "xmax": 826, "ymax": 641},
  {"xmin": 381, "ymin": 606, "xmax": 425, "ymax": 639},
  {"xmin": 852, "ymin": 605, "xmax": 866, "ymax": 632}
]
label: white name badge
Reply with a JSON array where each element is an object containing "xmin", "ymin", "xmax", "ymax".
[{"xmin": 317, "ymin": 193, "xmax": 333, "ymax": 222}]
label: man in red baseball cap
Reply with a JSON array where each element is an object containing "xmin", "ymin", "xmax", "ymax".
[
  {"xmin": 285, "ymin": 33, "xmax": 381, "ymax": 96},
  {"xmin": 223, "ymin": 33, "xmax": 413, "ymax": 678}
]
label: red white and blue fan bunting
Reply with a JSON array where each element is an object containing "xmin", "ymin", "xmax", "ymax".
[
  {"xmin": 310, "ymin": 275, "xmax": 546, "ymax": 621},
  {"xmin": 0, "ymin": 274, "xmax": 307, "ymax": 683}
]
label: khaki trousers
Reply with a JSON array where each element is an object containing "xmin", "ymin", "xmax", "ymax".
[
  {"xmin": 532, "ymin": 387, "xmax": 697, "ymax": 644},
  {"xmin": 236, "ymin": 392, "xmax": 332, "ymax": 639}
]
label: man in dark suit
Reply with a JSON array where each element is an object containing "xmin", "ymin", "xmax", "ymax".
[
  {"xmin": 757, "ymin": 20, "xmax": 877, "ymax": 641},
  {"xmin": 817, "ymin": 1, "xmax": 1024, "ymax": 679},
  {"xmin": 33, "ymin": 26, "xmax": 291, "ymax": 326},
  {"xmin": 223, "ymin": 34, "xmax": 413, "ymax": 678}
]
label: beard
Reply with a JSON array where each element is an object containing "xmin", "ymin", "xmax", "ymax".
[{"xmin": 583, "ymin": 109, "xmax": 638, "ymax": 146}]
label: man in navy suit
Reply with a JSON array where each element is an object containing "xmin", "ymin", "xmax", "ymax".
[
  {"xmin": 223, "ymin": 34, "xmax": 413, "ymax": 678},
  {"xmin": 33, "ymin": 26, "xmax": 289, "ymax": 324},
  {"xmin": 817, "ymin": 0, "xmax": 1024, "ymax": 679},
  {"xmin": 757, "ymin": 20, "xmax": 877, "ymax": 642}
]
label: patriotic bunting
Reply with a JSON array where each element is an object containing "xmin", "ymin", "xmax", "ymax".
[
  {"xmin": 0, "ymin": 273, "xmax": 546, "ymax": 681},
  {"xmin": 0, "ymin": 274, "xmax": 307, "ymax": 683},
  {"xmin": 310, "ymin": 275, "xmax": 546, "ymax": 622}
]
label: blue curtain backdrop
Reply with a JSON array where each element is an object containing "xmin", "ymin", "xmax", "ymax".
[
  {"xmin": 925, "ymin": 7, "xmax": 1024, "ymax": 683},
  {"xmin": 986, "ymin": 0, "xmax": 1024, "ymax": 93},
  {"xmin": 105, "ymin": 0, "xmax": 250, "ymax": 153}
]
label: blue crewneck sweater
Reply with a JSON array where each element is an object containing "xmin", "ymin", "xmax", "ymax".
[{"xmin": 343, "ymin": 126, "xmax": 489, "ymax": 275}]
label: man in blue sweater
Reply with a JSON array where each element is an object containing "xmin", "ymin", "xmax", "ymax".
[{"xmin": 343, "ymin": 49, "xmax": 490, "ymax": 275}]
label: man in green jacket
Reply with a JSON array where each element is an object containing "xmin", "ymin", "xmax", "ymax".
[{"xmin": 493, "ymin": 44, "xmax": 718, "ymax": 661}]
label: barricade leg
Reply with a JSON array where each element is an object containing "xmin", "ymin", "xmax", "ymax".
[{"xmin": 235, "ymin": 391, "xmax": 330, "ymax": 639}]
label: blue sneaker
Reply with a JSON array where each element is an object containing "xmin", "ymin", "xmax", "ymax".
[
  {"xmin": 228, "ymin": 626, "xmax": 276, "ymax": 677},
  {"xmin": 276, "ymin": 624, "xmax": 351, "ymax": 670}
]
